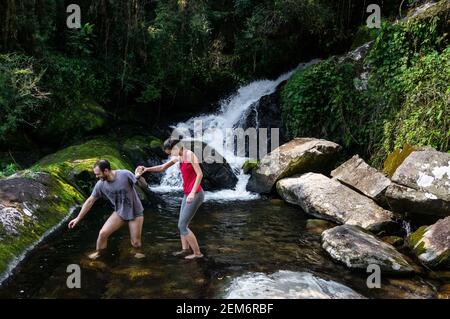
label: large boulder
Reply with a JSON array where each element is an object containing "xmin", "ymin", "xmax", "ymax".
[
  {"xmin": 276, "ymin": 173, "xmax": 394, "ymax": 232},
  {"xmin": 120, "ymin": 136, "xmax": 165, "ymax": 185},
  {"xmin": 224, "ymin": 270, "xmax": 364, "ymax": 299},
  {"xmin": 37, "ymin": 138, "xmax": 134, "ymax": 196},
  {"xmin": 0, "ymin": 172, "xmax": 84, "ymax": 279},
  {"xmin": 0, "ymin": 136, "xmax": 162, "ymax": 282},
  {"xmin": 247, "ymin": 138, "xmax": 341, "ymax": 193},
  {"xmin": 386, "ymin": 150, "xmax": 450, "ymax": 217},
  {"xmin": 182, "ymin": 140, "xmax": 238, "ymax": 191},
  {"xmin": 322, "ymin": 225, "xmax": 415, "ymax": 273},
  {"xmin": 331, "ymin": 155, "xmax": 391, "ymax": 206},
  {"xmin": 407, "ymin": 216, "xmax": 450, "ymax": 268}
]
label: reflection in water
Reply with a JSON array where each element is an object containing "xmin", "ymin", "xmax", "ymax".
[{"xmin": 0, "ymin": 194, "xmax": 445, "ymax": 299}]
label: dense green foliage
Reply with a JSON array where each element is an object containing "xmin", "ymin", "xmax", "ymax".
[
  {"xmin": 0, "ymin": 0, "xmax": 401, "ymax": 153},
  {"xmin": 282, "ymin": 1, "xmax": 450, "ymax": 167}
]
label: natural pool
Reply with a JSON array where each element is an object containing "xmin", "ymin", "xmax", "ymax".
[{"xmin": 0, "ymin": 193, "xmax": 445, "ymax": 298}]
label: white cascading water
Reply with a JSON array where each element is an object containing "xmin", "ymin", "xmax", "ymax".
[{"xmin": 150, "ymin": 60, "xmax": 320, "ymax": 201}]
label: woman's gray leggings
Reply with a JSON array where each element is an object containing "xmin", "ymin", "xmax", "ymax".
[{"xmin": 178, "ymin": 189, "xmax": 205, "ymax": 236}]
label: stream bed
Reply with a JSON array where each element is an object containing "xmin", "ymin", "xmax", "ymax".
[{"xmin": 0, "ymin": 193, "xmax": 445, "ymax": 299}]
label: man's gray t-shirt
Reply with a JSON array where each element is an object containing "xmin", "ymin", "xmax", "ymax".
[{"xmin": 91, "ymin": 170, "xmax": 144, "ymax": 221}]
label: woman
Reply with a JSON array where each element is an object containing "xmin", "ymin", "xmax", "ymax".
[{"xmin": 136, "ymin": 138, "xmax": 204, "ymax": 259}]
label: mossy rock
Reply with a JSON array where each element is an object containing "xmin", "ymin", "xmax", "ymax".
[
  {"xmin": 407, "ymin": 225, "xmax": 428, "ymax": 256},
  {"xmin": 242, "ymin": 159, "xmax": 258, "ymax": 174},
  {"xmin": 121, "ymin": 135, "xmax": 164, "ymax": 166},
  {"xmin": 406, "ymin": 0, "xmax": 450, "ymax": 21},
  {"xmin": 383, "ymin": 144, "xmax": 418, "ymax": 178},
  {"xmin": 0, "ymin": 172, "xmax": 84, "ymax": 277},
  {"xmin": 36, "ymin": 138, "xmax": 132, "ymax": 195}
]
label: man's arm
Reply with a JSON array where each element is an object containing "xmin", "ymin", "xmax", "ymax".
[{"xmin": 68, "ymin": 195, "xmax": 97, "ymax": 229}]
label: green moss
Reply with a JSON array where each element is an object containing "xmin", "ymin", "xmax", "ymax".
[
  {"xmin": 383, "ymin": 144, "xmax": 418, "ymax": 177},
  {"xmin": 36, "ymin": 138, "xmax": 132, "ymax": 195},
  {"xmin": 407, "ymin": 225, "xmax": 428, "ymax": 256},
  {"xmin": 242, "ymin": 159, "xmax": 258, "ymax": 174},
  {"xmin": 281, "ymin": 1, "xmax": 450, "ymax": 168},
  {"xmin": 381, "ymin": 236, "xmax": 404, "ymax": 247}
]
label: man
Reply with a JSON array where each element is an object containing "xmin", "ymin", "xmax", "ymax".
[{"xmin": 68, "ymin": 159, "xmax": 145, "ymax": 259}]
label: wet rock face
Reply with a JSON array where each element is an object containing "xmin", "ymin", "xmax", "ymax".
[
  {"xmin": 0, "ymin": 173, "xmax": 50, "ymax": 237},
  {"xmin": 238, "ymin": 81, "xmax": 289, "ymax": 153},
  {"xmin": 322, "ymin": 225, "xmax": 415, "ymax": 273},
  {"xmin": 276, "ymin": 173, "xmax": 394, "ymax": 231},
  {"xmin": 224, "ymin": 270, "xmax": 365, "ymax": 299},
  {"xmin": 331, "ymin": 155, "xmax": 391, "ymax": 205},
  {"xmin": 386, "ymin": 150, "xmax": 450, "ymax": 217},
  {"xmin": 0, "ymin": 171, "xmax": 84, "ymax": 276},
  {"xmin": 407, "ymin": 216, "xmax": 450, "ymax": 268},
  {"xmin": 247, "ymin": 138, "xmax": 342, "ymax": 194}
]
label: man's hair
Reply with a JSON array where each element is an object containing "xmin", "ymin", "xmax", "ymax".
[{"xmin": 94, "ymin": 159, "xmax": 111, "ymax": 172}]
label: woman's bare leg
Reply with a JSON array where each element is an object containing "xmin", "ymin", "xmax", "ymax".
[{"xmin": 184, "ymin": 228, "xmax": 203, "ymax": 259}]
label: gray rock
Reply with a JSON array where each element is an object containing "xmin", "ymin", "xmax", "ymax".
[
  {"xmin": 224, "ymin": 270, "xmax": 365, "ymax": 299},
  {"xmin": 276, "ymin": 173, "xmax": 394, "ymax": 231},
  {"xmin": 331, "ymin": 155, "xmax": 391, "ymax": 205},
  {"xmin": 247, "ymin": 138, "xmax": 341, "ymax": 193},
  {"xmin": 322, "ymin": 225, "xmax": 415, "ymax": 273},
  {"xmin": 386, "ymin": 150, "xmax": 450, "ymax": 217},
  {"xmin": 407, "ymin": 216, "xmax": 450, "ymax": 268}
]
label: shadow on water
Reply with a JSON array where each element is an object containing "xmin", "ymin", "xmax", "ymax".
[{"xmin": 0, "ymin": 193, "xmax": 446, "ymax": 299}]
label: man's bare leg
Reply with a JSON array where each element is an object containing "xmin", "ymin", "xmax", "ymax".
[
  {"xmin": 129, "ymin": 216, "xmax": 145, "ymax": 259},
  {"xmin": 89, "ymin": 212, "xmax": 124, "ymax": 259}
]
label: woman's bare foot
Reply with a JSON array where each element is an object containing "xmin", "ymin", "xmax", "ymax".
[
  {"xmin": 184, "ymin": 253, "xmax": 203, "ymax": 260},
  {"xmin": 172, "ymin": 249, "xmax": 191, "ymax": 257},
  {"xmin": 88, "ymin": 251, "xmax": 101, "ymax": 260}
]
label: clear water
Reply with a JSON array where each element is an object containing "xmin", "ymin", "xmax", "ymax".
[{"xmin": 0, "ymin": 194, "xmax": 444, "ymax": 299}]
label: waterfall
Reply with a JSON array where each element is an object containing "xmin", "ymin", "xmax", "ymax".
[{"xmin": 150, "ymin": 60, "xmax": 319, "ymax": 201}]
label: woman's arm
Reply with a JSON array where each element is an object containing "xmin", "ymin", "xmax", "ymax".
[
  {"xmin": 186, "ymin": 150, "xmax": 203, "ymax": 203},
  {"xmin": 142, "ymin": 157, "xmax": 178, "ymax": 173}
]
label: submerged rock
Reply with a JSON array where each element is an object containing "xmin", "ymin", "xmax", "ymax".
[
  {"xmin": 322, "ymin": 225, "xmax": 414, "ymax": 273},
  {"xmin": 247, "ymin": 138, "xmax": 341, "ymax": 194},
  {"xmin": 386, "ymin": 150, "xmax": 450, "ymax": 217},
  {"xmin": 305, "ymin": 219, "xmax": 336, "ymax": 235},
  {"xmin": 224, "ymin": 270, "xmax": 364, "ymax": 299},
  {"xmin": 276, "ymin": 173, "xmax": 394, "ymax": 231},
  {"xmin": 331, "ymin": 155, "xmax": 391, "ymax": 205},
  {"xmin": 407, "ymin": 216, "xmax": 450, "ymax": 268}
]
